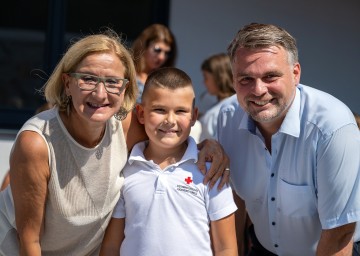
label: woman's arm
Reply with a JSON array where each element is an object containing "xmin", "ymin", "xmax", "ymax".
[
  {"xmin": 122, "ymin": 110, "xmax": 147, "ymax": 152},
  {"xmin": 10, "ymin": 131, "xmax": 50, "ymax": 255},
  {"xmin": 211, "ymin": 213, "xmax": 238, "ymax": 256},
  {"xmin": 100, "ymin": 218, "xmax": 125, "ymax": 256}
]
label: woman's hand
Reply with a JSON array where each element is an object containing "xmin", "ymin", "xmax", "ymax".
[{"xmin": 197, "ymin": 139, "xmax": 230, "ymax": 190}]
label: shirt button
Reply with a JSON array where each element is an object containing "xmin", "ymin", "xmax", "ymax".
[
  {"xmin": 274, "ymin": 244, "xmax": 278, "ymax": 248},
  {"xmin": 272, "ymin": 222, "xmax": 276, "ymax": 225},
  {"xmin": 271, "ymin": 197, "xmax": 275, "ymax": 201},
  {"xmin": 271, "ymin": 173, "xmax": 274, "ymax": 177}
]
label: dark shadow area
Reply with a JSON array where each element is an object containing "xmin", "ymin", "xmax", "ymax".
[{"xmin": 0, "ymin": 0, "xmax": 169, "ymax": 130}]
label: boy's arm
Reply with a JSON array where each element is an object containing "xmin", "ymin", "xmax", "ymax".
[
  {"xmin": 100, "ymin": 218, "xmax": 125, "ymax": 256},
  {"xmin": 233, "ymin": 191, "xmax": 247, "ymax": 255},
  {"xmin": 211, "ymin": 213, "xmax": 238, "ymax": 256}
]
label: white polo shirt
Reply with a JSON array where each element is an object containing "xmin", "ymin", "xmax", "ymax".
[
  {"xmin": 218, "ymin": 85, "xmax": 360, "ymax": 255},
  {"xmin": 113, "ymin": 137, "xmax": 237, "ymax": 256}
]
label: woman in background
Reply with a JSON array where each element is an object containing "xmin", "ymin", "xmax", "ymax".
[{"xmin": 132, "ymin": 23, "xmax": 177, "ymax": 103}]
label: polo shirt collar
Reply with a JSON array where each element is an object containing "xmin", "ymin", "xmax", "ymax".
[
  {"xmin": 179, "ymin": 136, "xmax": 198, "ymax": 164},
  {"xmin": 128, "ymin": 137, "xmax": 198, "ymax": 165},
  {"xmin": 128, "ymin": 141, "xmax": 147, "ymax": 164}
]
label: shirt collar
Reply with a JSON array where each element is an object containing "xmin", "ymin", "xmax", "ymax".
[
  {"xmin": 278, "ymin": 87, "xmax": 301, "ymax": 138},
  {"xmin": 128, "ymin": 137, "xmax": 198, "ymax": 165},
  {"xmin": 239, "ymin": 113, "xmax": 256, "ymax": 134},
  {"xmin": 237, "ymin": 87, "xmax": 301, "ymax": 138}
]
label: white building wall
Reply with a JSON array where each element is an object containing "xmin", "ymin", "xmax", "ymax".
[
  {"xmin": 1, "ymin": 0, "xmax": 359, "ymax": 185},
  {"xmin": 169, "ymin": 0, "xmax": 360, "ymax": 114},
  {"xmin": 0, "ymin": 133, "xmax": 16, "ymax": 184}
]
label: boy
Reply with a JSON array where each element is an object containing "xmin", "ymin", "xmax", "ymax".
[{"xmin": 100, "ymin": 67, "xmax": 237, "ymax": 255}]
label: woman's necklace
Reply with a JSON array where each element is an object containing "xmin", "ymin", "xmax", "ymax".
[{"xmin": 95, "ymin": 127, "xmax": 106, "ymax": 159}]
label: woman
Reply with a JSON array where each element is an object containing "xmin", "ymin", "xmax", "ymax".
[
  {"xmin": 0, "ymin": 30, "xmax": 228, "ymax": 255},
  {"xmin": 199, "ymin": 53, "xmax": 235, "ymax": 141},
  {"xmin": 132, "ymin": 23, "xmax": 177, "ymax": 102}
]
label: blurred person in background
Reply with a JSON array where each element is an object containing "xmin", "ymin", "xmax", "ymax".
[
  {"xmin": 354, "ymin": 112, "xmax": 360, "ymax": 128},
  {"xmin": 132, "ymin": 23, "xmax": 177, "ymax": 103},
  {"xmin": 199, "ymin": 53, "xmax": 235, "ymax": 141}
]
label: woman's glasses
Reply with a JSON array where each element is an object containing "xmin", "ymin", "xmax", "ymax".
[{"xmin": 68, "ymin": 73, "xmax": 128, "ymax": 95}]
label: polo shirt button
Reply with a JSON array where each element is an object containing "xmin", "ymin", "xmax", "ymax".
[
  {"xmin": 271, "ymin": 173, "xmax": 274, "ymax": 177},
  {"xmin": 271, "ymin": 197, "xmax": 275, "ymax": 201},
  {"xmin": 274, "ymin": 244, "xmax": 278, "ymax": 248},
  {"xmin": 272, "ymin": 222, "xmax": 276, "ymax": 225}
]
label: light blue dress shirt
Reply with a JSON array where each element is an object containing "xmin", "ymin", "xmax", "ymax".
[{"xmin": 218, "ymin": 84, "xmax": 360, "ymax": 255}]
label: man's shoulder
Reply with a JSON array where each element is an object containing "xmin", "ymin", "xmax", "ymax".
[
  {"xmin": 299, "ymin": 84, "xmax": 356, "ymax": 132},
  {"xmin": 218, "ymin": 95, "xmax": 245, "ymax": 130},
  {"xmin": 219, "ymin": 95, "xmax": 240, "ymax": 113}
]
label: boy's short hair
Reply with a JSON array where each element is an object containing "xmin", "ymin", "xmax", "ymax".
[{"xmin": 142, "ymin": 67, "xmax": 194, "ymax": 103}]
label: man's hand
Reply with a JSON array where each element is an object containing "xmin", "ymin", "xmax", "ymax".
[{"xmin": 197, "ymin": 139, "xmax": 230, "ymax": 190}]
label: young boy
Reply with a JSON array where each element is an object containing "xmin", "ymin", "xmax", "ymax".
[{"xmin": 100, "ymin": 67, "xmax": 237, "ymax": 256}]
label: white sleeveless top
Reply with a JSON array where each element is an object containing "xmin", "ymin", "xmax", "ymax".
[{"xmin": 0, "ymin": 107, "xmax": 127, "ymax": 255}]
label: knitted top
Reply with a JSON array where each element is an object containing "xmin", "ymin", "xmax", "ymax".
[{"xmin": 0, "ymin": 107, "xmax": 127, "ymax": 255}]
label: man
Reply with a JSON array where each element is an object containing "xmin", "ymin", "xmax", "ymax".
[{"xmin": 217, "ymin": 23, "xmax": 360, "ymax": 255}]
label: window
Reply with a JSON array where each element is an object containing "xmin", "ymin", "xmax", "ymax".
[{"xmin": 0, "ymin": 0, "xmax": 169, "ymax": 130}]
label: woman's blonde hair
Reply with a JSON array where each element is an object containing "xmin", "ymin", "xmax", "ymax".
[{"xmin": 43, "ymin": 29, "xmax": 138, "ymax": 115}]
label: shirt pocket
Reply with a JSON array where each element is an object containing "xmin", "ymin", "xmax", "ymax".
[{"xmin": 279, "ymin": 179, "xmax": 317, "ymax": 218}]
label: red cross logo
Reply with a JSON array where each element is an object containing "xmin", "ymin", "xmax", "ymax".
[{"xmin": 185, "ymin": 176, "xmax": 193, "ymax": 184}]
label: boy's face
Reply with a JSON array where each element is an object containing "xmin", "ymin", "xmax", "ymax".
[{"xmin": 137, "ymin": 85, "xmax": 198, "ymax": 150}]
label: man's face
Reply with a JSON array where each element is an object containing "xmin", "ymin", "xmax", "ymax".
[{"xmin": 231, "ymin": 46, "xmax": 300, "ymax": 131}]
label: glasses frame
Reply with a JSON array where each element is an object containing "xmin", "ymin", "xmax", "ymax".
[{"xmin": 68, "ymin": 73, "xmax": 129, "ymax": 95}]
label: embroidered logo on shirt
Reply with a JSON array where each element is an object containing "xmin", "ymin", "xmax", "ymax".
[
  {"xmin": 176, "ymin": 184, "xmax": 198, "ymax": 196},
  {"xmin": 184, "ymin": 176, "xmax": 193, "ymax": 184},
  {"xmin": 176, "ymin": 176, "xmax": 198, "ymax": 195}
]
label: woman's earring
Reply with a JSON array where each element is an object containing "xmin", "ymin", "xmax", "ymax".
[{"xmin": 114, "ymin": 107, "xmax": 128, "ymax": 121}]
